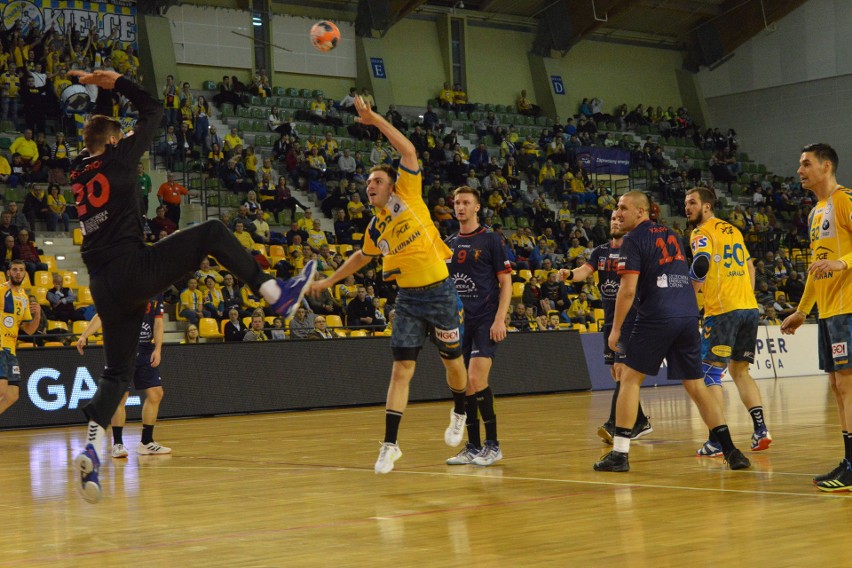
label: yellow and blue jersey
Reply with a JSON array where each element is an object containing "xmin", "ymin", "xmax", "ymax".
[
  {"xmin": 1, "ymin": 282, "xmax": 32, "ymax": 355},
  {"xmin": 362, "ymin": 166, "xmax": 452, "ymax": 288},
  {"xmin": 803, "ymin": 187, "xmax": 852, "ymax": 318},
  {"xmin": 690, "ymin": 217, "xmax": 758, "ymax": 316}
]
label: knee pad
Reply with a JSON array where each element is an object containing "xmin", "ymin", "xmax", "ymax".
[{"xmin": 702, "ymin": 362, "xmax": 726, "ymax": 387}]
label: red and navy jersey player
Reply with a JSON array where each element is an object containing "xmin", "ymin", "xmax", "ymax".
[
  {"xmin": 443, "ymin": 185, "xmax": 512, "ymax": 467},
  {"xmin": 68, "ymin": 69, "xmax": 316, "ymax": 503},
  {"xmin": 594, "ymin": 191, "xmax": 749, "ymax": 473}
]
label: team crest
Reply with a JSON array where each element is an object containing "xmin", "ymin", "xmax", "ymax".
[{"xmin": 473, "ymin": 249, "xmax": 482, "ymax": 262}]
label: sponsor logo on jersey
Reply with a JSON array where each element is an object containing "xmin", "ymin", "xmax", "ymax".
[
  {"xmin": 711, "ymin": 345, "xmax": 732, "ymax": 358},
  {"xmin": 435, "ymin": 327, "xmax": 460, "ymax": 343},
  {"xmin": 691, "ymin": 236, "xmax": 708, "ymax": 251}
]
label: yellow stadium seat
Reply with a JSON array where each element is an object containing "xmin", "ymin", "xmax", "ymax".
[
  {"xmin": 351, "ymin": 233, "xmax": 364, "ymax": 242},
  {"xmin": 41, "ymin": 255, "xmax": 57, "ymax": 272},
  {"xmin": 73, "ymin": 228, "xmax": 83, "ymax": 246},
  {"xmin": 349, "ymin": 329, "xmax": 368, "ymax": 337},
  {"xmin": 586, "ymin": 322, "xmax": 598, "ymax": 333},
  {"xmin": 47, "ymin": 320, "xmax": 69, "ymax": 332},
  {"xmin": 534, "ymin": 269, "xmax": 552, "ymax": 281},
  {"xmin": 60, "ymin": 271, "xmax": 78, "ymax": 288},
  {"xmin": 518, "ymin": 269, "xmax": 533, "ymax": 282},
  {"xmin": 338, "ymin": 244, "xmax": 353, "ymax": 256},
  {"xmin": 33, "ymin": 270, "xmax": 53, "ymax": 288},
  {"xmin": 572, "ymin": 323, "xmax": 587, "ymax": 332},
  {"xmin": 269, "ymin": 245, "xmax": 286, "ymax": 257},
  {"xmin": 77, "ymin": 286, "xmax": 94, "ymax": 306},
  {"xmin": 326, "ymin": 315, "xmax": 343, "ymax": 328},
  {"xmin": 511, "ymin": 282, "xmax": 525, "ymax": 300},
  {"xmin": 72, "ymin": 320, "xmax": 89, "ymax": 335},
  {"xmin": 31, "ymin": 286, "xmax": 49, "ymax": 306},
  {"xmin": 774, "ymin": 290, "xmax": 785, "ymax": 300},
  {"xmin": 199, "ymin": 317, "xmax": 224, "ymax": 339},
  {"xmin": 44, "ymin": 341, "xmax": 65, "ymax": 347},
  {"xmin": 17, "ymin": 342, "xmax": 36, "ymax": 349},
  {"xmin": 220, "ymin": 319, "xmax": 228, "ymax": 335}
]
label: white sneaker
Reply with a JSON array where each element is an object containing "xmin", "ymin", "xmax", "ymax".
[
  {"xmin": 374, "ymin": 442, "xmax": 402, "ymax": 474},
  {"xmin": 444, "ymin": 410, "xmax": 466, "ymax": 447},
  {"xmin": 111, "ymin": 443, "xmax": 129, "ymax": 458},
  {"xmin": 137, "ymin": 441, "xmax": 172, "ymax": 455},
  {"xmin": 446, "ymin": 442, "xmax": 480, "ymax": 465},
  {"xmin": 472, "ymin": 441, "xmax": 503, "ymax": 466}
]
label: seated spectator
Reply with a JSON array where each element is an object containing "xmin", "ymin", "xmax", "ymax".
[
  {"xmin": 384, "ymin": 104, "xmax": 407, "ymax": 130},
  {"xmin": 333, "ymin": 209, "xmax": 355, "ymax": 245},
  {"xmin": 0, "ymin": 211, "xmax": 19, "ymax": 241},
  {"xmin": 346, "ymin": 286, "xmax": 376, "ymax": 330},
  {"xmin": 181, "ymin": 324, "xmax": 201, "ymax": 344},
  {"xmin": 339, "ymin": 87, "xmax": 358, "ymax": 114},
  {"xmin": 221, "ymin": 275, "xmax": 244, "ymax": 317},
  {"xmin": 780, "ymin": 270, "xmax": 804, "ymax": 303},
  {"xmin": 0, "ymin": 235, "xmax": 15, "ymax": 272},
  {"xmin": 240, "ymin": 281, "xmax": 266, "ymax": 315},
  {"xmin": 453, "ymin": 83, "xmax": 471, "ymax": 112},
  {"xmin": 148, "ymin": 206, "xmax": 177, "ymax": 238},
  {"xmin": 516, "ymin": 89, "xmax": 541, "ymax": 116},
  {"xmin": 308, "ymin": 315, "xmax": 337, "ymax": 339},
  {"xmin": 307, "ymin": 274, "xmax": 342, "ymax": 316},
  {"xmin": 289, "ymin": 305, "xmax": 315, "ymax": 339},
  {"xmin": 233, "ymin": 220, "xmax": 261, "ymax": 254},
  {"xmin": 565, "ymin": 291, "xmax": 595, "ymax": 326},
  {"xmin": 338, "ymin": 148, "xmax": 357, "ymax": 179},
  {"xmin": 45, "ymin": 272, "xmax": 86, "ymax": 323},
  {"xmin": 243, "ymin": 312, "xmax": 270, "ymax": 341},
  {"xmin": 509, "ymin": 302, "xmax": 531, "ymax": 332},
  {"xmin": 253, "ymin": 209, "xmax": 271, "ymax": 245},
  {"xmin": 760, "ymin": 306, "xmax": 782, "ymax": 326},
  {"xmin": 202, "ymin": 275, "xmax": 225, "ymax": 319},
  {"xmin": 179, "ymin": 277, "xmax": 209, "ymax": 325},
  {"xmin": 46, "ymin": 184, "xmax": 70, "ymax": 232},
  {"xmin": 347, "ymin": 193, "xmax": 368, "ymax": 231},
  {"xmin": 0, "ymin": 153, "xmax": 11, "ymax": 186},
  {"xmin": 223, "ymin": 127, "xmax": 244, "ymax": 158},
  {"xmin": 772, "ymin": 292, "xmax": 796, "ymax": 318},
  {"xmin": 539, "ymin": 271, "xmax": 568, "ymax": 313},
  {"xmin": 754, "ymin": 281, "xmax": 775, "ymax": 305},
  {"xmin": 269, "ymin": 317, "xmax": 287, "ymax": 340},
  {"xmin": 10, "ymin": 129, "xmax": 39, "ymax": 168},
  {"xmin": 23, "ymin": 184, "xmax": 49, "ymax": 230},
  {"xmin": 223, "ymin": 308, "xmax": 246, "ymax": 342},
  {"xmin": 12, "ymin": 229, "xmax": 47, "ymax": 282},
  {"xmin": 438, "ymin": 82, "xmax": 454, "ymax": 110}
]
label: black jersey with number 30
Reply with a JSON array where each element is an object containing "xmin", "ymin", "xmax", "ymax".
[{"xmin": 70, "ymin": 77, "xmax": 163, "ymax": 271}]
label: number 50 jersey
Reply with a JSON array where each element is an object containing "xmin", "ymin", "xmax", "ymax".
[{"xmin": 689, "ymin": 218, "xmax": 757, "ymax": 317}]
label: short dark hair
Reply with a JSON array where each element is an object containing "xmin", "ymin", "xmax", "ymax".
[
  {"xmin": 686, "ymin": 186, "xmax": 716, "ymax": 209},
  {"xmin": 801, "ymin": 143, "xmax": 838, "ymax": 173},
  {"xmin": 453, "ymin": 185, "xmax": 480, "ymax": 203},
  {"xmin": 83, "ymin": 115, "xmax": 122, "ymax": 152}
]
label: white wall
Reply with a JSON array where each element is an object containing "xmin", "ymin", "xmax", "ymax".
[{"xmin": 695, "ymin": 0, "xmax": 852, "ymax": 176}]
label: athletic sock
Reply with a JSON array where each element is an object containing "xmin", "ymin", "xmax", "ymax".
[
  {"xmin": 384, "ymin": 410, "xmax": 403, "ymax": 444},
  {"xmin": 708, "ymin": 428, "xmax": 718, "ymax": 444},
  {"xmin": 844, "ymin": 431, "xmax": 852, "ymax": 462},
  {"xmin": 608, "ymin": 382, "xmax": 620, "ymax": 424},
  {"xmin": 112, "ymin": 426, "xmax": 124, "ymax": 446},
  {"xmin": 613, "ymin": 427, "xmax": 632, "ymax": 453},
  {"xmin": 636, "ymin": 400, "xmax": 647, "ymax": 424},
  {"xmin": 450, "ymin": 387, "xmax": 466, "ymax": 416},
  {"xmin": 711, "ymin": 425, "xmax": 735, "ymax": 454},
  {"xmin": 477, "ymin": 387, "xmax": 498, "ymax": 443},
  {"xmin": 465, "ymin": 394, "xmax": 481, "ymax": 448},
  {"xmin": 748, "ymin": 406, "xmax": 766, "ymax": 431},
  {"xmin": 86, "ymin": 421, "xmax": 105, "ymax": 459},
  {"xmin": 141, "ymin": 424, "xmax": 155, "ymax": 445},
  {"xmin": 259, "ymin": 279, "xmax": 282, "ymax": 304}
]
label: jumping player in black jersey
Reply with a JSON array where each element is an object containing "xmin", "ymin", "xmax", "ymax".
[
  {"xmin": 595, "ymin": 191, "xmax": 749, "ymax": 472},
  {"xmin": 69, "ymin": 70, "xmax": 316, "ymax": 503},
  {"xmin": 559, "ymin": 210, "xmax": 652, "ymax": 443},
  {"xmin": 444, "ymin": 186, "xmax": 512, "ymax": 466}
]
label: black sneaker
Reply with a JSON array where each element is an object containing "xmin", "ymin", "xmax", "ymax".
[
  {"xmin": 816, "ymin": 462, "xmax": 852, "ymax": 492},
  {"xmin": 724, "ymin": 448, "xmax": 751, "ymax": 470},
  {"xmin": 597, "ymin": 422, "xmax": 614, "ymax": 445},
  {"xmin": 593, "ymin": 450, "xmax": 629, "ymax": 472},
  {"xmin": 630, "ymin": 418, "xmax": 653, "ymax": 440},
  {"xmin": 813, "ymin": 460, "xmax": 848, "ymax": 485}
]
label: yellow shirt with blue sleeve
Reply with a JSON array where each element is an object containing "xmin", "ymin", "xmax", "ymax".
[
  {"xmin": 362, "ymin": 166, "xmax": 451, "ymax": 288},
  {"xmin": 1, "ymin": 282, "xmax": 33, "ymax": 356},
  {"xmin": 690, "ymin": 217, "xmax": 758, "ymax": 316}
]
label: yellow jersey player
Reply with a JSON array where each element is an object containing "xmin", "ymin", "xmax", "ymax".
[
  {"xmin": 782, "ymin": 143, "xmax": 852, "ymax": 491},
  {"xmin": 685, "ymin": 187, "xmax": 771, "ymax": 457},
  {"xmin": 0, "ymin": 260, "xmax": 42, "ymax": 419},
  {"xmin": 309, "ymin": 95, "xmax": 468, "ymax": 475}
]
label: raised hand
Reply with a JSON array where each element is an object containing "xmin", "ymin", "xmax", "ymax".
[{"xmin": 68, "ymin": 69, "xmax": 121, "ymax": 90}]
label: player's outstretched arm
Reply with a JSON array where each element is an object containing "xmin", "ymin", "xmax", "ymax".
[
  {"xmin": 354, "ymin": 95, "xmax": 417, "ymax": 172},
  {"xmin": 75, "ymin": 314, "xmax": 102, "ymax": 354}
]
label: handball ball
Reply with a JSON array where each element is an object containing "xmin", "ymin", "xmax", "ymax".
[{"xmin": 310, "ymin": 21, "xmax": 341, "ymax": 52}]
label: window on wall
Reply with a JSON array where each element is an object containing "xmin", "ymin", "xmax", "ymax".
[
  {"xmin": 450, "ymin": 18, "xmax": 465, "ymax": 87},
  {"xmin": 252, "ymin": 0, "xmax": 269, "ymax": 73}
]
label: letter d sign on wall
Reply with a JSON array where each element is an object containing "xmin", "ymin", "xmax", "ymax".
[{"xmin": 550, "ymin": 75, "xmax": 565, "ymax": 95}]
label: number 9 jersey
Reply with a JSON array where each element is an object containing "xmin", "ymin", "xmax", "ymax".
[{"xmin": 690, "ymin": 218, "xmax": 758, "ymax": 317}]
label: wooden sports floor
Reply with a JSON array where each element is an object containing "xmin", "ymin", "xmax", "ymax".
[{"xmin": 2, "ymin": 375, "xmax": 848, "ymax": 567}]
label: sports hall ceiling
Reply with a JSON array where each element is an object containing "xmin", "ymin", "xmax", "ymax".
[{"xmin": 272, "ymin": 0, "xmax": 807, "ymax": 64}]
